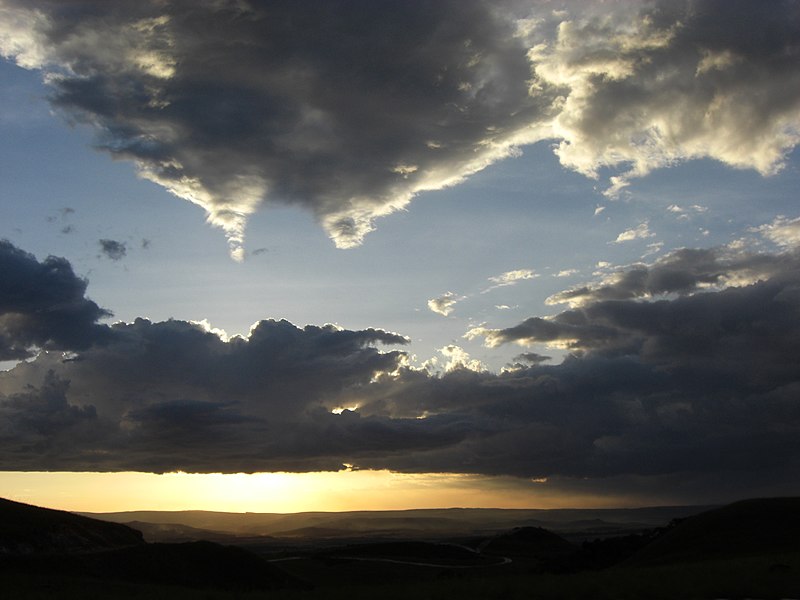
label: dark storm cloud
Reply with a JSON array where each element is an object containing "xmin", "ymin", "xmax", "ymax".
[
  {"xmin": 350, "ymin": 255, "xmax": 800, "ymax": 483},
  {"xmin": 340, "ymin": 355, "xmax": 800, "ymax": 486},
  {"xmin": 0, "ymin": 312, "xmax": 415, "ymax": 472},
  {"xmin": 2, "ymin": 0, "xmax": 798, "ymax": 255},
  {"xmin": 0, "ymin": 0, "xmax": 558, "ymax": 258},
  {"xmin": 472, "ymin": 248, "xmax": 800, "ymax": 398},
  {"xmin": 2, "ymin": 239, "xmax": 800, "ymax": 500},
  {"xmin": 98, "ymin": 239, "xmax": 127, "ymax": 261},
  {"xmin": 0, "ymin": 240, "xmax": 110, "ymax": 360},
  {"xmin": 0, "ymin": 371, "xmax": 103, "ymax": 470}
]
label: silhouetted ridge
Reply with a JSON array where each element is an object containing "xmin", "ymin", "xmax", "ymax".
[
  {"xmin": 0, "ymin": 497, "xmax": 144, "ymax": 555},
  {"xmin": 629, "ymin": 497, "xmax": 800, "ymax": 565},
  {"xmin": 0, "ymin": 498, "xmax": 300, "ymax": 591}
]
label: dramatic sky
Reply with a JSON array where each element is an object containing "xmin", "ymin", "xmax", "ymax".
[{"xmin": 1, "ymin": 0, "xmax": 799, "ymax": 511}]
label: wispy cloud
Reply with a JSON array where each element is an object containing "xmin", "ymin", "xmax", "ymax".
[
  {"xmin": 667, "ymin": 204, "xmax": 708, "ymax": 221},
  {"xmin": 613, "ymin": 222, "xmax": 654, "ymax": 243},
  {"xmin": 98, "ymin": 239, "xmax": 127, "ymax": 261},
  {"xmin": 642, "ymin": 242, "xmax": 664, "ymax": 257},
  {"xmin": 483, "ymin": 268, "xmax": 538, "ymax": 293}
]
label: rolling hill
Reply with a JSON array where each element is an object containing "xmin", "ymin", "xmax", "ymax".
[
  {"xmin": 0, "ymin": 497, "xmax": 144, "ymax": 555},
  {"xmin": 0, "ymin": 497, "xmax": 297, "ymax": 591},
  {"xmin": 629, "ymin": 497, "xmax": 800, "ymax": 565}
]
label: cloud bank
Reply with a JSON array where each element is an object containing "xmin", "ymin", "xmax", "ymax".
[
  {"xmin": 1, "ymin": 0, "xmax": 798, "ymax": 256},
  {"xmin": 2, "ymin": 235, "xmax": 800, "ymax": 501}
]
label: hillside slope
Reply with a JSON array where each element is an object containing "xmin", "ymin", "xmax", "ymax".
[
  {"xmin": 0, "ymin": 498, "xmax": 298, "ymax": 591},
  {"xmin": 629, "ymin": 497, "xmax": 800, "ymax": 565},
  {"xmin": 0, "ymin": 497, "xmax": 144, "ymax": 555}
]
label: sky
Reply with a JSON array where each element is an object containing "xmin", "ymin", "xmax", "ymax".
[{"xmin": 0, "ymin": 0, "xmax": 799, "ymax": 512}]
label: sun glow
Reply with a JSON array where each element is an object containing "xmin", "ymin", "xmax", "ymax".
[
  {"xmin": 0, "ymin": 470, "xmax": 633, "ymax": 513},
  {"xmin": 330, "ymin": 405, "xmax": 359, "ymax": 415}
]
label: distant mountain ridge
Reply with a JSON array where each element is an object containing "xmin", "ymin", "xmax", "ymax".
[{"xmin": 81, "ymin": 505, "xmax": 711, "ymax": 542}]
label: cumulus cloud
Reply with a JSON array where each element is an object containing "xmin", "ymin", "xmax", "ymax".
[
  {"xmin": 98, "ymin": 239, "xmax": 127, "ymax": 261},
  {"xmin": 1, "ymin": 0, "xmax": 798, "ymax": 255},
  {"xmin": 427, "ymin": 292, "xmax": 460, "ymax": 317},
  {"xmin": 757, "ymin": 215, "xmax": 800, "ymax": 248},
  {"xmin": 438, "ymin": 344, "xmax": 484, "ymax": 373},
  {"xmin": 0, "ymin": 240, "xmax": 110, "ymax": 360},
  {"xmin": 2, "ymin": 238, "xmax": 800, "ymax": 500},
  {"xmin": 0, "ymin": 314, "xmax": 411, "ymax": 472},
  {"xmin": 534, "ymin": 0, "xmax": 800, "ymax": 195}
]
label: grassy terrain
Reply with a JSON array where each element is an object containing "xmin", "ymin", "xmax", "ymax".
[
  {"xmin": 5, "ymin": 497, "xmax": 800, "ymax": 598},
  {"xmin": 4, "ymin": 551, "xmax": 799, "ymax": 599}
]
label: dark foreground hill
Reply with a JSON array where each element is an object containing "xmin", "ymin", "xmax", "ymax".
[
  {"xmin": 628, "ymin": 496, "xmax": 800, "ymax": 566},
  {"xmin": 0, "ymin": 498, "xmax": 297, "ymax": 592},
  {"xmin": 4, "ymin": 497, "xmax": 800, "ymax": 599},
  {"xmin": 0, "ymin": 497, "xmax": 144, "ymax": 555},
  {"xmin": 1, "ymin": 540, "xmax": 298, "ymax": 591}
]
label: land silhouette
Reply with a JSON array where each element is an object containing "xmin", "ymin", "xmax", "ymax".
[{"xmin": 1, "ymin": 497, "xmax": 799, "ymax": 598}]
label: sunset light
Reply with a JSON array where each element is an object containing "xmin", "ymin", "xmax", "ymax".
[{"xmin": 1, "ymin": 0, "xmax": 799, "ymax": 533}]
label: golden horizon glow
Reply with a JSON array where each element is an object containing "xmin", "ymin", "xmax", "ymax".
[{"xmin": 0, "ymin": 470, "xmax": 648, "ymax": 513}]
